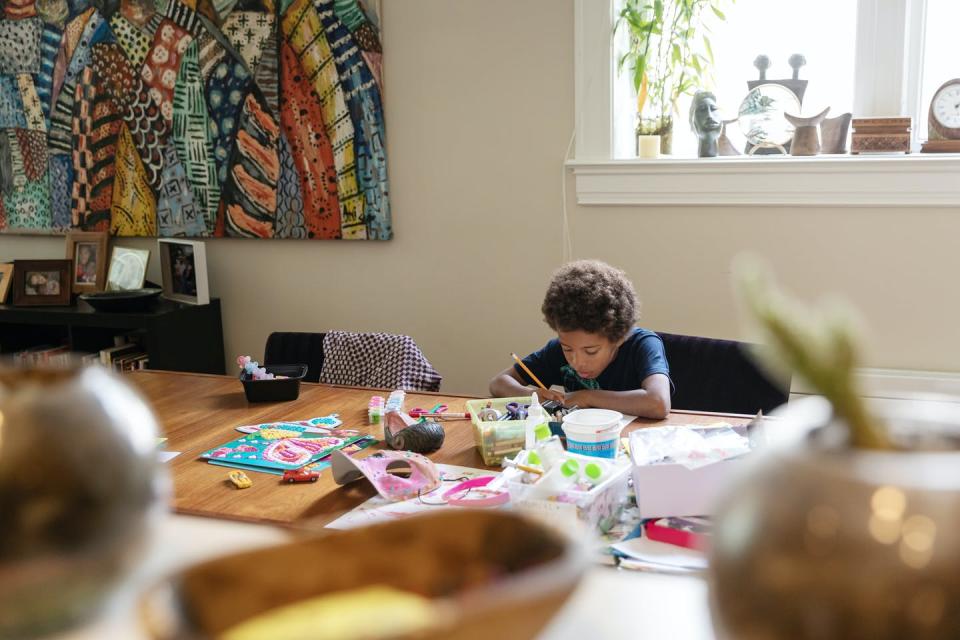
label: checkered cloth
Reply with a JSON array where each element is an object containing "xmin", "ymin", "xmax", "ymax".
[{"xmin": 318, "ymin": 331, "xmax": 442, "ymax": 392}]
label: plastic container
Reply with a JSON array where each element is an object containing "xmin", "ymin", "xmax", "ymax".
[
  {"xmin": 507, "ymin": 452, "xmax": 631, "ymax": 534},
  {"xmin": 560, "ymin": 409, "xmax": 623, "ymax": 458},
  {"xmin": 466, "ymin": 396, "xmax": 530, "ymax": 465},
  {"xmin": 239, "ymin": 364, "xmax": 308, "ymax": 403}
]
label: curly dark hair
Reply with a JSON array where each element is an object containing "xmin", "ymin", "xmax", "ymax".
[{"xmin": 541, "ymin": 260, "xmax": 638, "ymax": 342}]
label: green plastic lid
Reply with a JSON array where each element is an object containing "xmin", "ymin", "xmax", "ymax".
[
  {"xmin": 534, "ymin": 423, "xmax": 551, "ymax": 441},
  {"xmin": 527, "ymin": 451, "xmax": 542, "ymax": 466},
  {"xmin": 560, "ymin": 459, "xmax": 580, "ymax": 478},
  {"xmin": 584, "ymin": 462, "xmax": 603, "ymax": 482}
]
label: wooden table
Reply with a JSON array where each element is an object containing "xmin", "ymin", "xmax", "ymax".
[{"xmin": 131, "ymin": 370, "xmax": 750, "ymax": 527}]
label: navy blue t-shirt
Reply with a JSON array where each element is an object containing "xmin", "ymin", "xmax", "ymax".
[{"xmin": 515, "ymin": 328, "xmax": 670, "ymax": 392}]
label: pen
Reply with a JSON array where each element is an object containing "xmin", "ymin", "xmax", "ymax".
[{"xmin": 511, "ymin": 352, "xmax": 548, "ymax": 391}]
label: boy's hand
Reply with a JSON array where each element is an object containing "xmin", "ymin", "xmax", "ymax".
[
  {"xmin": 536, "ymin": 388, "xmax": 566, "ymax": 404},
  {"xmin": 563, "ymin": 389, "xmax": 593, "ymax": 408}
]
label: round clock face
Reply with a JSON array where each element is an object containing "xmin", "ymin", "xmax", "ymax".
[{"xmin": 931, "ymin": 79, "xmax": 960, "ymax": 139}]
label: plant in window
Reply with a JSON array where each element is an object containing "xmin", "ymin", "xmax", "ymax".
[{"xmin": 615, "ymin": 0, "xmax": 731, "ymax": 155}]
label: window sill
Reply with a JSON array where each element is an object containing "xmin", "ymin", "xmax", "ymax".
[{"xmin": 567, "ymin": 154, "xmax": 960, "ymax": 207}]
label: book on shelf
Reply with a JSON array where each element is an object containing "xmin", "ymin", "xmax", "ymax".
[
  {"xmin": 99, "ymin": 343, "xmax": 141, "ymax": 366},
  {"xmin": 14, "ymin": 344, "xmax": 70, "ymax": 367}
]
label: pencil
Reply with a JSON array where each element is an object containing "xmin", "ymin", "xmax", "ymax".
[{"xmin": 511, "ymin": 352, "xmax": 547, "ymax": 391}]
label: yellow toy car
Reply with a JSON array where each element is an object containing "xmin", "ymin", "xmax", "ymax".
[{"xmin": 228, "ymin": 470, "xmax": 253, "ymax": 489}]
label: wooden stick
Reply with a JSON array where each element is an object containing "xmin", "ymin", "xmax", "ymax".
[{"xmin": 511, "ymin": 352, "xmax": 547, "ymax": 391}]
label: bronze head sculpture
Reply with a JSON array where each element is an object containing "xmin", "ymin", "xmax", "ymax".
[{"xmin": 690, "ymin": 90, "xmax": 722, "ymax": 158}]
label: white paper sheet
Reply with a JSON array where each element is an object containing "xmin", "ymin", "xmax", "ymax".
[
  {"xmin": 611, "ymin": 536, "xmax": 708, "ymax": 571},
  {"xmin": 324, "ymin": 464, "xmax": 499, "ymax": 530},
  {"xmin": 158, "ymin": 451, "xmax": 181, "ymax": 463}
]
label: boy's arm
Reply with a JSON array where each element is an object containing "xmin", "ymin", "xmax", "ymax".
[
  {"xmin": 563, "ymin": 373, "xmax": 671, "ymax": 419},
  {"xmin": 489, "ymin": 367, "xmax": 566, "ymax": 403}
]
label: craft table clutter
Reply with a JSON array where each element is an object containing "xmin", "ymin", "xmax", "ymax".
[{"xmin": 4, "ymin": 368, "xmax": 753, "ymax": 638}]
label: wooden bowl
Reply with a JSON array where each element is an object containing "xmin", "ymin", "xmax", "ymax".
[{"xmin": 140, "ymin": 510, "xmax": 587, "ymax": 639}]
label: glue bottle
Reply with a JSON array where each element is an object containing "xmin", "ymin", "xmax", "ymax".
[
  {"xmin": 525, "ymin": 392, "xmax": 547, "ymax": 450},
  {"xmin": 580, "ymin": 459, "xmax": 611, "ymax": 487},
  {"xmin": 532, "ymin": 422, "xmax": 564, "ymax": 471},
  {"xmin": 537, "ymin": 457, "xmax": 580, "ymax": 491}
]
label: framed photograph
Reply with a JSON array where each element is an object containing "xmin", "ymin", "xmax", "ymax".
[
  {"xmin": 158, "ymin": 239, "xmax": 209, "ymax": 305},
  {"xmin": 0, "ymin": 263, "xmax": 13, "ymax": 304},
  {"xmin": 106, "ymin": 246, "xmax": 150, "ymax": 291},
  {"xmin": 11, "ymin": 259, "xmax": 72, "ymax": 306},
  {"xmin": 64, "ymin": 231, "xmax": 109, "ymax": 294}
]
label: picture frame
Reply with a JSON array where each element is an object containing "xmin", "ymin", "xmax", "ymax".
[
  {"xmin": 106, "ymin": 246, "xmax": 150, "ymax": 291},
  {"xmin": 64, "ymin": 231, "xmax": 109, "ymax": 294},
  {"xmin": 158, "ymin": 239, "xmax": 209, "ymax": 305},
  {"xmin": 0, "ymin": 263, "xmax": 13, "ymax": 304},
  {"xmin": 11, "ymin": 259, "xmax": 72, "ymax": 306}
]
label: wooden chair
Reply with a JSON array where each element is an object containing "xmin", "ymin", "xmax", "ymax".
[{"xmin": 656, "ymin": 331, "xmax": 790, "ymax": 415}]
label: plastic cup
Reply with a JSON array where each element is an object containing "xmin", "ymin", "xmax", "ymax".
[{"xmin": 561, "ymin": 409, "xmax": 623, "ymax": 458}]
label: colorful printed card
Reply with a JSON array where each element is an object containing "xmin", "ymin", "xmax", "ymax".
[
  {"xmin": 234, "ymin": 415, "xmax": 343, "ymax": 434},
  {"xmin": 201, "ymin": 421, "xmax": 366, "ymax": 475}
]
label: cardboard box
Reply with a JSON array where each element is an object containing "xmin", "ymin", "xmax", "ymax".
[{"xmin": 629, "ymin": 428, "xmax": 749, "ymax": 518}]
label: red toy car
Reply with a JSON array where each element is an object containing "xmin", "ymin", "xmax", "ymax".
[{"xmin": 282, "ymin": 468, "xmax": 320, "ymax": 483}]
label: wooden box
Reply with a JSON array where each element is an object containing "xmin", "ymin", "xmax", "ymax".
[{"xmin": 851, "ymin": 117, "xmax": 912, "ymax": 154}]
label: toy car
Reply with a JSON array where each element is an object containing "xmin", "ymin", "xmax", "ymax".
[
  {"xmin": 283, "ymin": 468, "xmax": 320, "ymax": 483},
  {"xmin": 228, "ymin": 470, "xmax": 252, "ymax": 489}
]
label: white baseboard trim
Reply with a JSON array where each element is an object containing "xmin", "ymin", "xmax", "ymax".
[{"xmin": 790, "ymin": 367, "xmax": 960, "ymax": 402}]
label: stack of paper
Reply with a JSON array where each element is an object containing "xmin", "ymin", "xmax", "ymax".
[{"xmin": 611, "ymin": 536, "xmax": 708, "ymax": 574}]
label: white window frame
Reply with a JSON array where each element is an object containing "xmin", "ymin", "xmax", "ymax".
[{"xmin": 570, "ymin": 0, "xmax": 960, "ymax": 207}]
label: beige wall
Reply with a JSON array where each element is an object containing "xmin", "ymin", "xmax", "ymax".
[{"xmin": 1, "ymin": 0, "xmax": 957, "ymax": 395}]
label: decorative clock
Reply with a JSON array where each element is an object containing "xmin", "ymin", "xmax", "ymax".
[{"xmin": 921, "ymin": 78, "xmax": 960, "ymax": 153}]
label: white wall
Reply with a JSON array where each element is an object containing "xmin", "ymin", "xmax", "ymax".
[{"xmin": 1, "ymin": 0, "xmax": 957, "ymax": 395}]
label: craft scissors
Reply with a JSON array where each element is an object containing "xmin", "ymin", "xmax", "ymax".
[{"xmin": 505, "ymin": 402, "xmax": 528, "ymax": 420}]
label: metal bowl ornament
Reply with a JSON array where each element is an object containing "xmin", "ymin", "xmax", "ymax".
[
  {"xmin": 383, "ymin": 411, "xmax": 445, "ymax": 454},
  {"xmin": 0, "ymin": 366, "xmax": 169, "ymax": 637}
]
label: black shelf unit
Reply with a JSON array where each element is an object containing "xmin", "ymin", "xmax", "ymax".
[{"xmin": 0, "ymin": 298, "xmax": 225, "ymax": 374}]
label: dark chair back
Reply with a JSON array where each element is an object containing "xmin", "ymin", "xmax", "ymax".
[
  {"xmin": 656, "ymin": 331, "xmax": 790, "ymax": 415},
  {"xmin": 263, "ymin": 332, "xmax": 326, "ymax": 383}
]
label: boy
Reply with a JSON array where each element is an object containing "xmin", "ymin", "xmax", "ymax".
[{"xmin": 489, "ymin": 260, "xmax": 671, "ymax": 418}]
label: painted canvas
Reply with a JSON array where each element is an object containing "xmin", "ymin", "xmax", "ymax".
[{"xmin": 0, "ymin": 0, "xmax": 390, "ymax": 239}]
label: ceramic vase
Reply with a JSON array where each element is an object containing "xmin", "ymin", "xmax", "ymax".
[
  {"xmin": 0, "ymin": 367, "xmax": 169, "ymax": 638},
  {"xmin": 709, "ymin": 396, "xmax": 960, "ymax": 639}
]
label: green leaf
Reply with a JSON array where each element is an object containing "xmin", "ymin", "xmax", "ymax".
[
  {"xmin": 672, "ymin": 43, "xmax": 681, "ymax": 64},
  {"xmin": 704, "ymin": 36, "xmax": 714, "ymax": 64},
  {"xmin": 654, "ymin": 0, "xmax": 663, "ymax": 21},
  {"xmin": 711, "ymin": 5, "xmax": 726, "ymax": 20}
]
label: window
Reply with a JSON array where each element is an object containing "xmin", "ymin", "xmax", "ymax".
[
  {"xmin": 917, "ymin": 2, "xmax": 960, "ymax": 142},
  {"xmin": 572, "ymin": 0, "xmax": 960, "ymax": 207},
  {"xmin": 614, "ymin": 0, "xmax": 858, "ymax": 159}
]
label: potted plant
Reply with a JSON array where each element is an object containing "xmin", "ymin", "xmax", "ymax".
[
  {"xmin": 708, "ymin": 259, "xmax": 960, "ymax": 639},
  {"xmin": 615, "ymin": 0, "xmax": 731, "ymax": 155}
]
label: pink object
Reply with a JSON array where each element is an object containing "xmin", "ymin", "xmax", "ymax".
[
  {"xmin": 644, "ymin": 517, "xmax": 712, "ymax": 550},
  {"xmin": 331, "ymin": 449, "xmax": 440, "ymax": 502},
  {"xmin": 442, "ymin": 476, "xmax": 509, "ymax": 507}
]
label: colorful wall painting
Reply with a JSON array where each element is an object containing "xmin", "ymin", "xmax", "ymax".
[{"xmin": 0, "ymin": 0, "xmax": 390, "ymax": 240}]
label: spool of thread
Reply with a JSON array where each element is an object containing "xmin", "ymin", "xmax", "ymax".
[{"xmin": 478, "ymin": 407, "xmax": 501, "ymax": 422}]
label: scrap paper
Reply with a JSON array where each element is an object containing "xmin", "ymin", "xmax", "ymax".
[
  {"xmin": 201, "ymin": 422, "xmax": 366, "ymax": 474},
  {"xmin": 158, "ymin": 451, "xmax": 182, "ymax": 463},
  {"xmin": 234, "ymin": 415, "xmax": 343, "ymax": 434},
  {"xmin": 610, "ymin": 536, "xmax": 708, "ymax": 571},
  {"xmin": 325, "ymin": 464, "xmax": 499, "ymax": 530}
]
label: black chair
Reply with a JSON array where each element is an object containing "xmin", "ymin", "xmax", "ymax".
[
  {"xmin": 656, "ymin": 331, "xmax": 790, "ymax": 415},
  {"xmin": 263, "ymin": 332, "xmax": 326, "ymax": 383}
]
